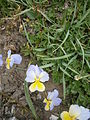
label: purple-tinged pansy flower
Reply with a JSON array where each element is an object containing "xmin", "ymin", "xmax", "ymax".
[
  {"xmin": 25, "ymin": 64, "xmax": 49, "ymax": 92},
  {"xmin": 77, "ymin": 106, "xmax": 90, "ymax": 120},
  {"xmin": 60, "ymin": 104, "xmax": 90, "ymax": 120},
  {"xmin": 6, "ymin": 50, "xmax": 22, "ymax": 69},
  {"xmin": 0, "ymin": 54, "xmax": 3, "ymax": 66},
  {"xmin": 43, "ymin": 89, "xmax": 62, "ymax": 111}
]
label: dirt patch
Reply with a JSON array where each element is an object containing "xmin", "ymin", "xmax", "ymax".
[{"xmin": 0, "ymin": 20, "xmax": 64, "ymax": 120}]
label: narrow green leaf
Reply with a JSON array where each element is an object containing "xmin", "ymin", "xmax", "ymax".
[
  {"xmin": 62, "ymin": 73, "xmax": 66, "ymax": 100},
  {"xmin": 36, "ymin": 54, "xmax": 49, "ymax": 58},
  {"xmin": 71, "ymin": 0, "xmax": 77, "ymax": 25},
  {"xmin": 23, "ymin": 22, "xmax": 33, "ymax": 47},
  {"xmin": 83, "ymin": 0, "xmax": 88, "ymax": 15},
  {"xmin": 76, "ymin": 8, "xmax": 90, "ymax": 27},
  {"xmin": 40, "ymin": 63, "xmax": 55, "ymax": 68},
  {"xmin": 14, "ymin": 8, "xmax": 32, "ymax": 17},
  {"xmin": 43, "ymin": 52, "xmax": 75, "ymax": 60},
  {"xmin": 24, "ymin": 81, "xmax": 38, "ymax": 120},
  {"xmin": 62, "ymin": 62, "xmax": 79, "ymax": 74},
  {"xmin": 85, "ymin": 58, "xmax": 90, "ymax": 69},
  {"xmin": 37, "ymin": 9, "xmax": 52, "ymax": 23},
  {"xmin": 60, "ymin": 66, "xmax": 72, "ymax": 78},
  {"xmin": 53, "ymin": 30, "xmax": 69, "ymax": 52},
  {"xmin": 34, "ymin": 48, "xmax": 46, "ymax": 52},
  {"xmin": 78, "ymin": 53, "xmax": 90, "ymax": 57},
  {"xmin": 76, "ymin": 38, "xmax": 85, "ymax": 69}
]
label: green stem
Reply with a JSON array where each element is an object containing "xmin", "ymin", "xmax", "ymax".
[{"xmin": 24, "ymin": 81, "xmax": 39, "ymax": 120}]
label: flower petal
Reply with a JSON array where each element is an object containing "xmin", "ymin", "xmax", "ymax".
[
  {"xmin": 29, "ymin": 81, "xmax": 45, "ymax": 92},
  {"xmin": 26, "ymin": 65, "xmax": 36, "ymax": 75},
  {"xmin": 25, "ymin": 70, "xmax": 35, "ymax": 82},
  {"xmin": 69, "ymin": 104, "xmax": 81, "ymax": 118},
  {"xmin": 43, "ymin": 99, "xmax": 50, "ymax": 111},
  {"xmin": 10, "ymin": 58, "xmax": 14, "ymax": 68},
  {"xmin": 50, "ymin": 103, "xmax": 54, "ymax": 111},
  {"xmin": 11, "ymin": 54, "xmax": 22, "ymax": 64},
  {"xmin": 53, "ymin": 98, "xmax": 62, "ymax": 106},
  {"xmin": 37, "ymin": 82, "xmax": 45, "ymax": 92},
  {"xmin": 45, "ymin": 104, "xmax": 50, "ymax": 111},
  {"xmin": 43, "ymin": 98, "xmax": 47, "ymax": 103},
  {"xmin": 26, "ymin": 64, "xmax": 42, "ymax": 76},
  {"xmin": 0, "ymin": 54, "xmax": 3, "ymax": 58},
  {"xmin": 77, "ymin": 106, "xmax": 90, "ymax": 120},
  {"xmin": 39, "ymin": 71, "xmax": 49, "ymax": 82},
  {"xmin": 35, "ymin": 65, "xmax": 41, "ymax": 77},
  {"xmin": 8, "ymin": 50, "xmax": 11, "ymax": 58},
  {"xmin": 6, "ymin": 58, "xmax": 11, "ymax": 69},
  {"xmin": 61, "ymin": 111, "xmax": 71, "ymax": 120},
  {"xmin": 47, "ymin": 89, "xmax": 59, "ymax": 100},
  {"xmin": 29, "ymin": 82, "xmax": 37, "ymax": 92},
  {"xmin": 52, "ymin": 89, "xmax": 59, "ymax": 98},
  {"xmin": 50, "ymin": 115, "xmax": 58, "ymax": 120},
  {"xmin": 0, "ymin": 54, "xmax": 3, "ymax": 66}
]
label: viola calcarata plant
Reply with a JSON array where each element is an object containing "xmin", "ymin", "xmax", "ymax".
[
  {"xmin": 0, "ymin": 54, "xmax": 3, "ymax": 66},
  {"xmin": 43, "ymin": 89, "xmax": 62, "ymax": 111},
  {"xmin": 60, "ymin": 104, "xmax": 90, "ymax": 120},
  {"xmin": 6, "ymin": 50, "xmax": 22, "ymax": 69},
  {"xmin": 25, "ymin": 64, "xmax": 49, "ymax": 92}
]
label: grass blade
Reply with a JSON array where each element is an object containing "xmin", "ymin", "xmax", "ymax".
[
  {"xmin": 24, "ymin": 81, "xmax": 38, "ymax": 120},
  {"xmin": 37, "ymin": 9, "xmax": 52, "ymax": 23},
  {"xmin": 43, "ymin": 52, "xmax": 75, "ymax": 60},
  {"xmin": 76, "ymin": 38, "xmax": 85, "ymax": 69},
  {"xmin": 40, "ymin": 63, "xmax": 55, "ymax": 69},
  {"xmin": 14, "ymin": 8, "xmax": 32, "ymax": 17},
  {"xmin": 62, "ymin": 73, "xmax": 66, "ymax": 100},
  {"xmin": 53, "ymin": 30, "xmax": 69, "ymax": 53},
  {"xmin": 34, "ymin": 48, "xmax": 46, "ymax": 52},
  {"xmin": 60, "ymin": 66, "xmax": 72, "ymax": 78},
  {"xmin": 85, "ymin": 58, "xmax": 90, "ymax": 69},
  {"xmin": 65, "ymin": 55, "xmax": 78, "ymax": 69},
  {"xmin": 78, "ymin": 53, "xmax": 90, "ymax": 57},
  {"xmin": 83, "ymin": 0, "xmax": 88, "ymax": 15},
  {"xmin": 62, "ymin": 62, "xmax": 79, "ymax": 75},
  {"xmin": 76, "ymin": 8, "xmax": 90, "ymax": 27},
  {"xmin": 71, "ymin": 0, "xmax": 77, "ymax": 25},
  {"xmin": 23, "ymin": 22, "xmax": 33, "ymax": 47}
]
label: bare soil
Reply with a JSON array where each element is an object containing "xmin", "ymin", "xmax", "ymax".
[{"xmin": 0, "ymin": 19, "xmax": 65, "ymax": 120}]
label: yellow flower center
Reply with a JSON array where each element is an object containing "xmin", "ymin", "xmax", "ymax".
[
  {"xmin": 62, "ymin": 112, "xmax": 76, "ymax": 120},
  {"xmin": 35, "ymin": 76, "xmax": 40, "ymax": 82},
  {"xmin": 6, "ymin": 58, "xmax": 11, "ymax": 69},
  {"xmin": 46, "ymin": 99, "xmax": 52, "ymax": 106},
  {"xmin": 29, "ymin": 75, "xmax": 45, "ymax": 92},
  {"xmin": 43, "ymin": 98, "xmax": 52, "ymax": 111}
]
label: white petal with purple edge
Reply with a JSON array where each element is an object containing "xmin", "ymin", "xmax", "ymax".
[
  {"xmin": 50, "ymin": 103, "xmax": 54, "ymax": 111},
  {"xmin": 77, "ymin": 106, "xmax": 90, "ymax": 120},
  {"xmin": 25, "ymin": 70, "xmax": 35, "ymax": 82},
  {"xmin": 35, "ymin": 65, "xmax": 41, "ymax": 77},
  {"xmin": 11, "ymin": 54, "xmax": 22, "ymax": 64},
  {"xmin": 48, "ymin": 89, "xmax": 59, "ymax": 100},
  {"xmin": 8, "ymin": 50, "xmax": 11, "ymax": 58},
  {"xmin": 40, "ymin": 71, "xmax": 49, "ymax": 82},
  {"xmin": 52, "ymin": 89, "xmax": 59, "ymax": 98},
  {"xmin": 52, "ymin": 98, "xmax": 62, "ymax": 106},
  {"xmin": 47, "ymin": 92, "xmax": 52, "ymax": 99},
  {"xmin": 10, "ymin": 58, "xmax": 14, "ymax": 67},
  {"xmin": 0, "ymin": 54, "xmax": 2, "ymax": 58},
  {"xmin": 48, "ymin": 92, "xmax": 54, "ymax": 100},
  {"xmin": 27, "ymin": 65, "xmax": 36, "ymax": 75},
  {"xmin": 69, "ymin": 104, "xmax": 81, "ymax": 117},
  {"xmin": 0, "ymin": 54, "xmax": 3, "ymax": 66}
]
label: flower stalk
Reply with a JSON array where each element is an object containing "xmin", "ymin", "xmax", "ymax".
[{"xmin": 24, "ymin": 81, "xmax": 39, "ymax": 120}]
